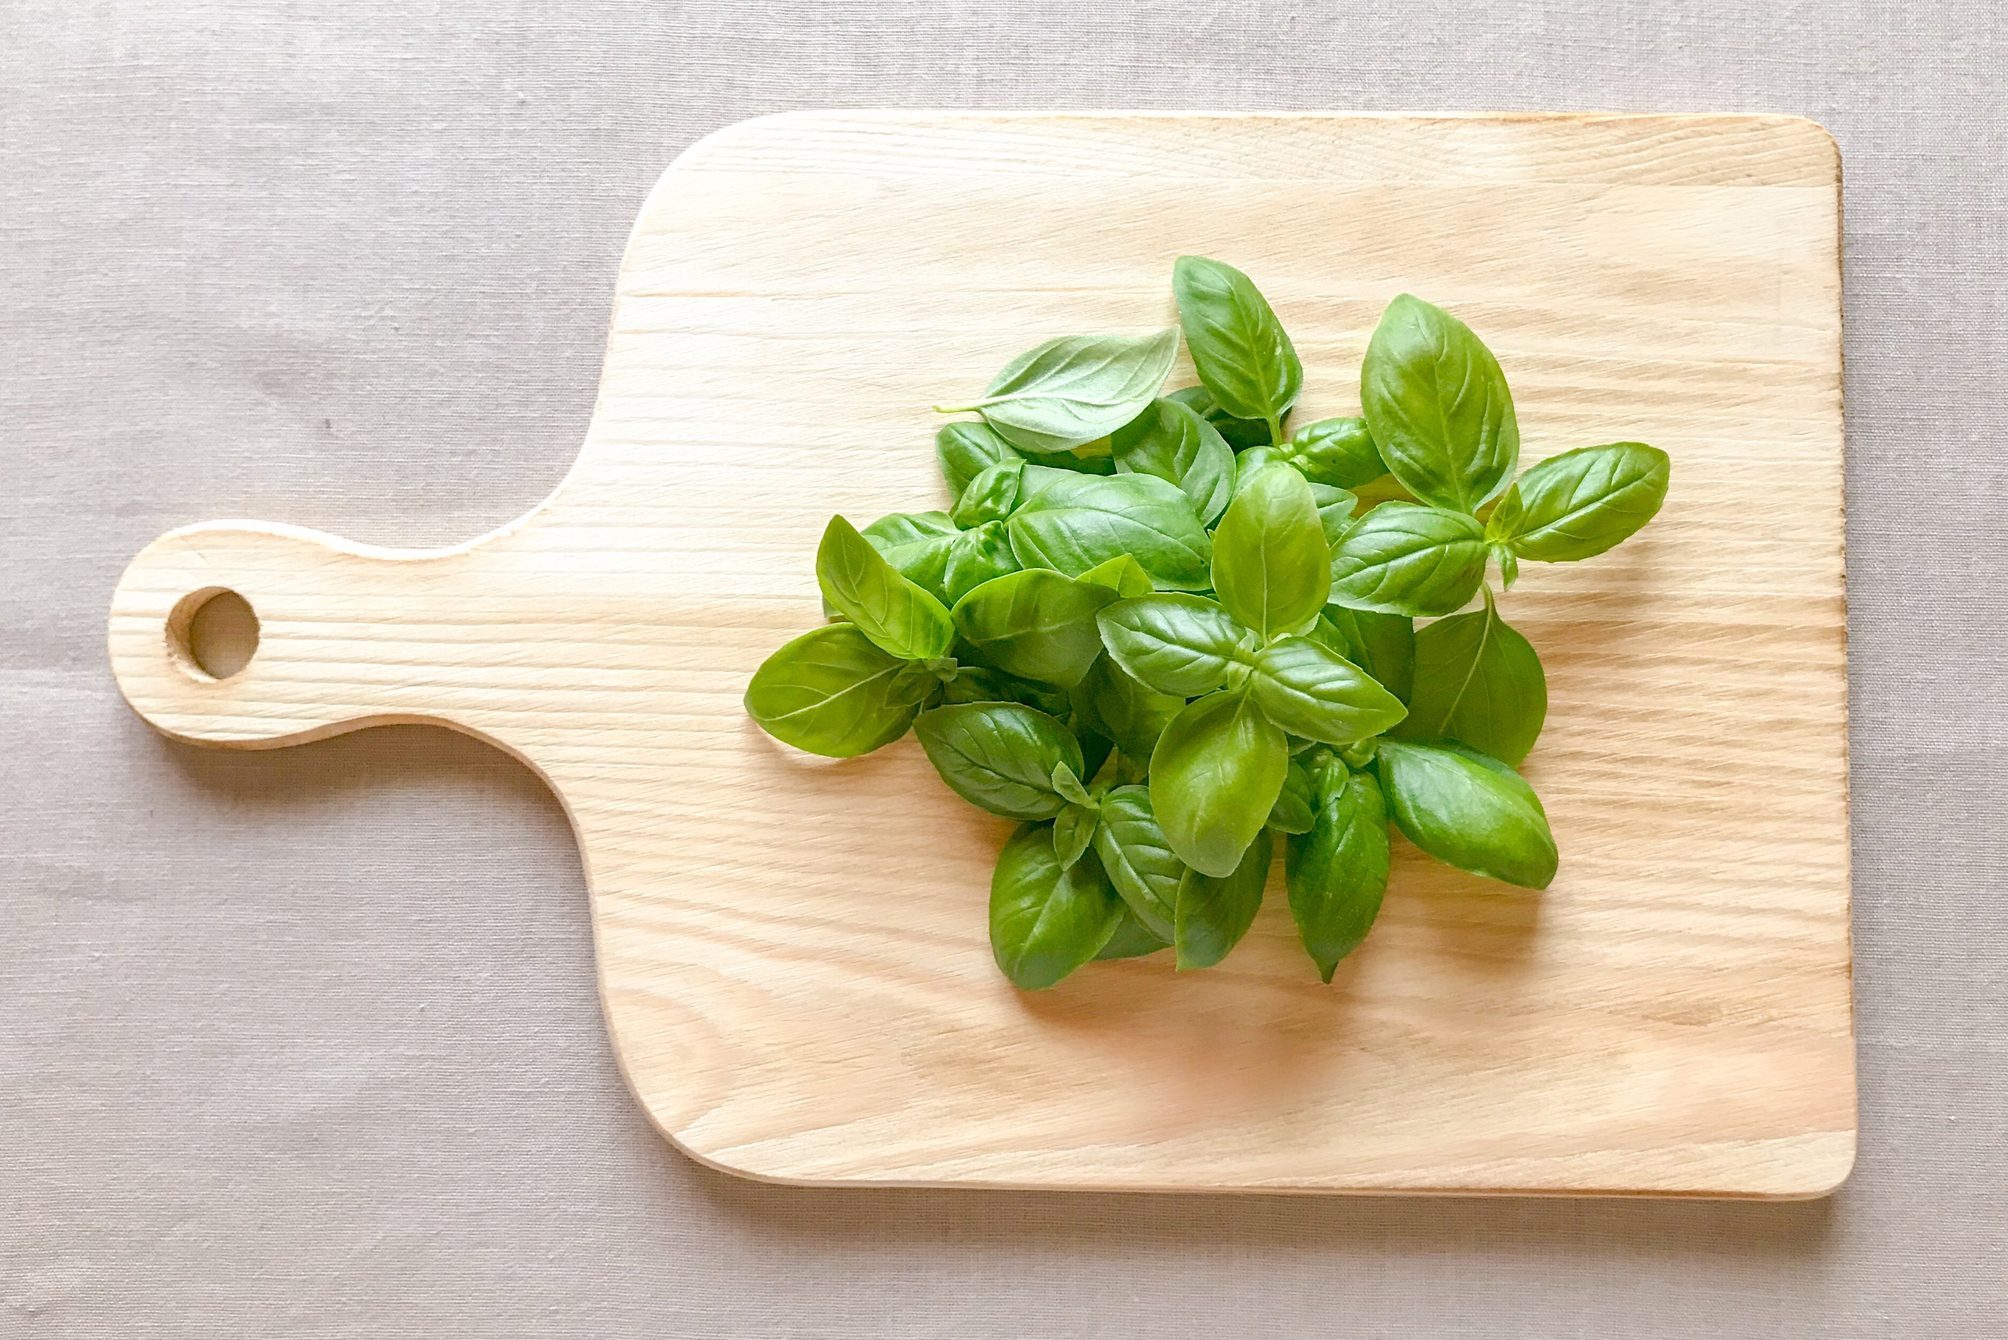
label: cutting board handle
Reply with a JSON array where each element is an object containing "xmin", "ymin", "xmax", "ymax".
[{"xmin": 108, "ymin": 520, "xmax": 491, "ymax": 750}]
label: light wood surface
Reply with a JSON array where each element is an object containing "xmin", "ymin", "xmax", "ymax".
[{"xmin": 108, "ymin": 112, "xmax": 1852, "ymax": 1197}]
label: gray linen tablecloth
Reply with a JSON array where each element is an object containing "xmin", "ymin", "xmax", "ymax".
[{"xmin": 4, "ymin": 2, "xmax": 2005, "ymax": 1335}]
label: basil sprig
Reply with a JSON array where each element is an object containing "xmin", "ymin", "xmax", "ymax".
[{"xmin": 747, "ymin": 258, "xmax": 1669, "ymax": 988}]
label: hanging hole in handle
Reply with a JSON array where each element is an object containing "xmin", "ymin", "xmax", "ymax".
[{"xmin": 166, "ymin": 587, "xmax": 261, "ymax": 681}]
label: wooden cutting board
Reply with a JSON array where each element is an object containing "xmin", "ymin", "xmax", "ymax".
[{"xmin": 108, "ymin": 112, "xmax": 1853, "ymax": 1197}]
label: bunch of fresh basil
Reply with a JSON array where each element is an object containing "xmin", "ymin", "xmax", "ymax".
[{"xmin": 747, "ymin": 257, "xmax": 1670, "ymax": 989}]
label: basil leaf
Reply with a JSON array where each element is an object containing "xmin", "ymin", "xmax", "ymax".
[
  {"xmin": 1172, "ymin": 256, "xmax": 1302, "ymax": 433},
  {"xmin": 1249, "ymin": 636, "xmax": 1409, "ymax": 746},
  {"xmin": 744, "ymin": 623, "xmax": 920, "ymax": 758},
  {"xmin": 943, "ymin": 665, "xmax": 1071, "ymax": 717},
  {"xmin": 816, "ymin": 516, "xmax": 956, "ymax": 661},
  {"xmin": 1493, "ymin": 543, "xmax": 1520, "ymax": 590},
  {"xmin": 949, "ymin": 460, "xmax": 1025, "ymax": 528},
  {"xmin": 1319, "ymin": 606, "xmax": 1415, "ymax": 703},
  {"xmin": 862, "ymin": 510, "xmax": 961, "ymax": 596},
  {"xmin": 952, "ymin": 568, "xmax": 1118, "ymax": 688},
  {"xmin": 941, "ymin": 329, "xmax": 1180, "ymax": 455},
  {"xmin": 1400, "ymin": 588, "xmax": 1547, "ymax": 765},
  {"xmin": 1095, "ymin": 593, "xmax": 1248, "ymax": 698},
  {"xmin": 1487, "ymin": 442, "xmax": 1671, "ymax": 562},
  {"xmin": 1166, "ymin": 384, "xmax": 1271, "ymax": 450},
  {"xmin": 1285, "ymin": 768, "xmax": 1390, "ymax": 981},
  {"xmin": 1327, "ymin": 502, "xmax": 1488, "ymax": 617},
  {"xmin": 1077, "ymin": 552, "xmax": 1154, "ymax": 599},
  {"xmin": 913, "ymin": 702, "xmax": 1083, "ymax": 820},
  {"xmin": 1151, "ymin": 690, "xmax": 1289, "ymax": 878},
  {"xmin": 1310, "ymin": 483, "xmax": 1360, "ymax": 547},
  {"xmin": 1174, "ymin": 829, "xmax": 1273, "ymax": 970},
  {"xmin": 1091, "ymin": 783, "xmax": 1184, "ymax": 940},
  {"xmin": 1110, "ymin": 397, "xmax": 1235, "ymax": 524},
  {"xmin": 940, "ymin": 520, "xmax": 1021, "ymax": 604},
  {"xmin": 1053, "ymin": 803, "xmax": 1098, "ymax": 870},
  {"xmin": 1094, "ymin": 906, "xmax": 1171, "ymax": 960},
  {"xmin": 1361, "ymin": 294, "xmax": 1519, "ymax": 513},
  {"xmin": 989, "ymin": 826, "xmax": 1124, "ymax": 989},
  {"xmin": 1286, "ymin": 416, "xmax": 1387, "ymax": 488},
  {"xmin": 1073, "ymin": 654, "xmax": 1181, "ymax": 759},
  {"xmin": 1377, "ymin": 739, "xmax": 1556, "ymax": 889},
  {"xmin": 1211, "ymin": 462, "xmax": 1331, "ymax": 640},
  {"xmin": 1006, "ymin": 473, "xmax": 1212, "ymax": 590},
  {"xmin": 1267, "ymin": 757, "xmax": 1316, "ymax": 834},
  {"xmin": 936, "ymin": 420, "xmax": 1022, "ymax": 499}
]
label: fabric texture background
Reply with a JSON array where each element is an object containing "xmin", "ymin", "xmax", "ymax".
[{"xmin": 4, "ymin": 2, "xmax": 2005, "ymax": 1335}]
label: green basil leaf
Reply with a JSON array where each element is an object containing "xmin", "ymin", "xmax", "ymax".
[
  {"xmin": 744, "ymin": 623, "xmax": 920, "ymax": 758},
  {"xmin": 1077, "ymin": 553, "xmax": 1154, "ymax": 599},
  {"xmin": 989, "ymin": 826, "xmax": 1124, "ymax": 989},
  {"xmin": 1174, "ymin": 829, "xmax": 1273, "ymax": 970},
  {"xmin": 1090, "ymin": 783, "xmax": 1184, "ymax": 940},
  {"xmin": 1267, "ymin": 757, "xmax": 1316, "ymax": 834},
  {"xmin": 942, "ymin": 665, "xmax": 1071, "ymax": 717},
  {"xmin": 940, "ymin": 520, "xmax": 1021, "ymax": 605},
  {"xmin": 1361, "ymin": 294, "xmax": 1519, "ymax": 513},
  {"xmin": 1110, "ymin": 397, "xmax": 1235, "ymax": 524},
  {"xmin": 816, "ymin": 515, "xmax": 957, "ymax": 661},
  {"xmin": 913, "ymin": 702, "xmax": 1083, "ymax": 820},
  {"xmin": 1377, "ymin": 739, "xmax": 1556, "ymax": 889},
  {"xmin": 1166, "ymin": 384, "xmax": 1272, "ymax": 450},
  {"xmin": 941, "ymin": 329, "xmax": 1180, "ymax": 455},
  {"xmin": 862, "ymin": 511, "xmax": 961, "ymax": 597},
  {"xmin": 1487, "ymin": 442, "xmax": 1671, "ymax": 561},
  {"xmin": 1310, "ymin": 483, "xmax": 1361, "ymax": 547},
  {"xmin": 1053, "ymin": 803, "xmax": 1097, "ymax": 870},
  {"xmin": 1095, "ymin": 593, "xmax": 1248, "ymax": 698},
  {"xmin": 1286, "ymin": 416, "xmax": 1387, "ymax": 488},
  {"xmin": 1249, "ymin": 635, "xmax": 1409, "ymax": 746},
  {"xmin": 1052, "ymin": 763, "xmax": 1093, "ymax": 807},
  {"xmin": 952, "ymin": 568, "xmax": 1118, "ymax": 688},
  {"xmin": 1327, "ymin": 502, "xmax": 1488, "ymax": 617},
  {"xmin": 1094, "ymin": 906, "xmax": 1172, "ymax": 960},
  {"xmin": 1211, "ymin": 462, "xmax": 1331, "ymax": 640},
  {"xmin": 936, "ymin": 421, "xmax": 1023, "ymax": 499},
  {"xmin": 1151, "ymin": 691, "xmax": 1288, "ymax": 878},
  {"xmin": 1400, "ymin": 588, "xmax": 1547, "ymax": 765},
  {"xmin": 1072, "ymin": 654, "xmax": 1182, "ymax": 759},
  {"xmin": 1006, "ymin": 473, "xmax": 1212, "ymax": 590},
  {"xmin": 1285, "ymin": 768, "xmax": 1390, "ymax": 981},
  {"xmin": 949, "ymin": 460, "xmax": 1025, "ymax": 528},
  {"xmin": 1494, "ymin": 543, "xmax": 1520, "ymax": 590},
  {"xmin": 1318, "ymin": 606, "xmax": 1416, "ymax": 703},
  {"xmin": 1172, "ymin": 256, "xmax": 1302, "ymax": 432}
]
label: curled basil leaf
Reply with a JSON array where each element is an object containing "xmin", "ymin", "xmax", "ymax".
[
  {"xmin": 1285, "ymin": 767, "xmax": 1390, "ymax": 981},
  {"xmin": 1487, "ymin": 442, "xmax": 1671, "ymax": 562},
  {"xmin": 1096, "ymin": 593, "xmax": 1248, "ymax": 698},
  {"xmin": 1286, "ymin": 417, "xmax": 1387, "ymax": 488},
  {"xmin": 1166, "ymin": 384, "xmax": 1272, "ymax": 450},
  {"xmin": 1110, "ymin": 397, "xmax": 1235, "ymax": 523},
  {"xmin": 939, "ymin": 329, "xmax": 1180, "ymax": 455},
  {"xmin": 1078, "ymin": 552, "xmax": 1155, "ymax": 599},
  {"xmin": 1172, "ymin": 256, "xmax": 1302, "ymax": 435},
  {"xmin": 936, "ymin": 420, "xmax": 1023, "ymax": 500},
  {"xmin": 1211, "ymin": 462, "xmax": 1332, "ymax": 640},
  {"xmin": 1249, "ymin": 636, "xmax": 1409, "ymax": 746},
  {"xmin": 744, "ymin": 623, "xmax": 920, "ymax": 758},
  {"xmin": 1361, "ymin": 294, "xmax": 1519, "ymax": 513},
  {"xmin": 949, "ymin": 460, "xmax": 1025, "ymax": 528},
  {"xmin": 1174, "ymin": 829, "xmax": 1273, "ymax": 970},
  {"xmin": 1399, "ymin": 588, "xmax": 1547, "ymax": 765},
  {"xmin": 816, "ymin": 516, "xmax": 956, "ymax": 661},
  {"xmin": 1151, "ymin": 690, "xmax": 1288, "ymax": 878},
  {"xmin": 952, "ymin": 568, "xmax": 1119, "ymax": 688},
  {"xmin": 913, "ymin": 702, "xmax": 1083, "ymax": 820},
  {"xmin": 1327, "ymin": 502, "xmax": 1488, "ymax": 617},
  {"xmin": 1377, "ymin": 739, "xmax": 1556, "ymax": 889},
  {"xmin": 1091, "ymin": 783, "xmax": 1185, "ymax": 940},
  {"xmin": 940, "ymin": 520, "xmax": 1021, "ymax": 604},
  {"xmin": 1006, "ymin": 472, "xmax": 1212, "ymax": 590},
  {"xmin": 990, "ymin": 825, "xmax": 1125, "ymax": 989}
]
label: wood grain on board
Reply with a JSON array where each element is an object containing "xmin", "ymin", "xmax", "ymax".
[{"xmin": 109, "ymin": 113, "xmax": 1851, "ymax": 1196}]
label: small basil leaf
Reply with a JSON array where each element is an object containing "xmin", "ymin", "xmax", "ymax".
[
  {"xmin": 1166, "ymin": 384, "xmax": 1272, "ymax": 450},
  {"xmin": 940, "ymin": 521, "xmax": 1021, "ymax": 605},
  {"xmin": 952, "ymin": 568, "xmax": 1119, "ymax": 688},
  {"xmin": 1361, "ymin": 294, "xmax": 1519, "ymax": 513},
  {"xmin": 1494, "ymin": 544, "xmax": 1520, "ymax": 590},
  {"xmin": 1286, "ymin": 416, "xmax": 1387, "ymax": 488},
  {"xmin": 887, "ymin": 660, "xmax": 948, "ymax": 709},
  {"xmin": 1051, "ymin": 763, "xmax": 1093, "ymax": 808},
  {"xmin": 1249, "ymin": 636, "xmax": 1410, "ymax": 746},
  {"xmin": 949, "ymin": 460, "xmax": 1025, "ymax": 528},
  {"xmin": 1327, "ymin": 502, "xmax": 1488, "ymax": 617},
  {"xmin": 1310, "ymin": 483, "xmax": 1361, "ymax": 547},
  {"xmin": 989, "ymin": 826, "xmax": 1124, "ymax": 989},
  {"xmin": 817, "ymin": 515, "xmax": 957, "ymax": 661},
  {"xmin": 744, "ymin": 623, "xmax": 920, "ymax": 758},
  {"xmin": 1377, "ymin": 739, "xmax": 1556, "ymax": 889},
  {"xmin": 1319, "ymin": 606, "xmax": 1416, "ymax": 703},
  {"xmin": 942, "ymin": 329, "xmax": 1180, "ymax": 455},
  {"xmin": 1006, "ymin": 473, "xmax": 1212, "ymax": 590},
  {"xmin": 1077, "ymin": 553, "xmax": 1154, "ymax": 599},
  {"xmin": 1052, "ymin": 803, "xmax": 1098, "ymax": 870},
  {"xmin": 1211, "ymin": 463, "xmax": 1331, "ymax": 640},
  {"xmin": 913, "ymin": 702, "xmax": 1083, "ymax": 820},
  {"xmin": 942, "ymin": 666, "xmax": 1072, "ymax": 717},
  {"xmin": 936, "ymin": 421, "xmax": 1023, "ymax": 499},
  {"xmin": 1174, "ymin": 829, "xmax": 1273, "ymax": 970},
  {"xmin": 1267, "ymin": 758, "xmax": 1316, "ymax": 834},
  {"xmin": 1073, "ymin": 655, "xmax": 1182, "ymax": 759},
  {"xmin": 1094, "ymin": 906, "xmax": 1172, "ymax": 960},
  {"xmin": 1150, "ymin": 690, "xmax": 1289, "ymax": 878},
  {"xmin": 1487, "ymin": 442, "xmax": 1671, "ymax": 561},
  {"xmin": 1399, "ymin": 587, "xmax": 1547, "ymax": 765},
  {"xmin": 1110, "ymin": 397, "xmax": 1235, "ymax": 524},
  {"xmin": 1091, "ymin": 783, "xmax": 1184, "ymax": 940},
  {"xmin": 1172, "ymin": 256, "xmax": 1302, "ymax": 432},
  {"xmin": 862, "ymin": 511, "xmax": 961, "ymax": 597},
  {"xmin": 1095, "ymin": 593, "xmax": 1247, "ymax": 698},
  {"xmin": 1285, "ymin": 768, "xmax": 1391, "ymax": 981}
]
